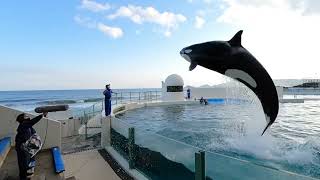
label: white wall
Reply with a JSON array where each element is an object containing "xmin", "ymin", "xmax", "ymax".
[
  {"xmin": 60, "ymin": 119, "xmax": 80, "ymax": 137},
  {"xmin": 276, "ymin": 86, "xmax": 283, "ymax": 100},
  {"xmin": 188, "ymin": 86, "xmax": 284, "ymax": 100},
  {"xmin": 161, "ymin": 80, "xmax": 185, "ymax": 101},
  {"xmin": 0, "ymin": 105, "xmax": 61, "ymax": 149},
  {"xmin": 187, "ymin": 87, "xmax": 228, "ymax": 99},
  {"xmin": 162, "ymin": 92, "xmax": 185, "ymax": 101}
]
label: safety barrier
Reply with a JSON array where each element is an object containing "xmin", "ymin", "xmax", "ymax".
[{"xmin": 106, "ymin": 116, "xmax": 317, "ymax": 180}]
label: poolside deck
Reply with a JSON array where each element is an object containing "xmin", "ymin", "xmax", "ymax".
[
  {"xmin": 63, "ymin": 150, "xmax": 120, "ymax": 180},
  {"xmin": 0, "ymin": 148, "xmax": 64, "ymax": 180}
]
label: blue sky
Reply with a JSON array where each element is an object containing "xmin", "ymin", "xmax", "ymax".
[{"xmin": 1, "ymin": 0, "xmax": 320, "ymax": 90}]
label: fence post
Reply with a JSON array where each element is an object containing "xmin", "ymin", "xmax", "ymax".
[
  {"xmin": 115, "ymin": 93, "xmax": 118, "ymax": 105},
  {"xmin": 130, "ymin": 92, "xmax": 132, "ymax": 102},
  {"xmin": 155, "ymin": 91, "xmax": 157, "ymax": 100},
  {"xmin": 139, "ymin": 92, "xmax": 141, "ymax": 102},
  {"xmin": 195, "ymin": 151, "xmax": 205, "ymax": 180},
  {"xmin": 128, "ymin": 127, "xmax": 135, "ymax": 169},
  {"xmin": 84, "ymin": 112, "xmax": 88, "ymax": 139}
]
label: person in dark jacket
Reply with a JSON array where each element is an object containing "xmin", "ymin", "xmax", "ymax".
[
  {"xmin": 187, "ymin": 88, "xmax": 191, "ymax": 99},
  {"xmin": 15, "ymin": 112, "xmax": 47, "ymax": 180},
  {"xmin": 103, "ymin": 84, "xmax": 112, "ymax": 116}
]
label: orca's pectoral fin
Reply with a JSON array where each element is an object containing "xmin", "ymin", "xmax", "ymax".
[{"xmin": 189, "ymin": 61, "xmax": 198, "ymax": 71}]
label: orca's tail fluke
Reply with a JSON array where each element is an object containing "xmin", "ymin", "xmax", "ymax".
[{"xmin": 261, "ymin": 122, "xmax": 272, "ymax": 136}]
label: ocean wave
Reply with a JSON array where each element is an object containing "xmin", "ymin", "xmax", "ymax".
[
  {"xmin": 83, "ymin": 98, "xmax": 103, "ymax": 102},
  {"xmin": 37, "ymin": 100, "xmax": 78, "ymax": 105},
  {"xmin": 36, "ymin": 98, "xmax": 103, "ymax": 105},
  {"xmin": 0, "ymin": 98, "xmax": 40, "ymax": 103}
]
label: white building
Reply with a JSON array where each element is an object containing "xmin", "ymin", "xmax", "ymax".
[{"xmin": 161, "ymin": 74, "xmax": 185, "ymax": 101}]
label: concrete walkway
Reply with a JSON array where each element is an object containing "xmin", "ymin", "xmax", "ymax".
[
  {"xmin": 0, "ymin": 148, "xmax": 64, "ymax": 180},
  {"xmin": 63, "ymin": 150, "xmax": 120, "ymax": 180}
]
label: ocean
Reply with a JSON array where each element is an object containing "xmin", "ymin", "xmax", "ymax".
[{"xmin": 0, "ymin": 88, "xmax": 161, "ymax": 113}]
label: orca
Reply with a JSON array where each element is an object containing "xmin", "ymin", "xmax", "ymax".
[{"xmin": 180, "ymin": 30, "xmax": 278, "ymax": 135}]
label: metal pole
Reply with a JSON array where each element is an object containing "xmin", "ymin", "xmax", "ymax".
[
  {"xmin": 139, "ymin": 92, "xmax": 140, "ymax": 102},
  {"xmin": 115, "ymin": 93, "xmax": 118, "ymax": 105},
  {"xmin": 155, "ymin": 91, "xmax": 157, "ymax": 101},
  {"xmin": 84, "ymin": 112, "xmax": 88, "ymax": 139},
  {"xmin": 130, "ymin": 92, "xmax": 132, "ymax": 102},
  {"xmin": 195, "ymin": 151, "xmax": 205, "ymax": 180},
  {"xmin": 128, "ymin": 127, "xmax": 135, "ymax": 169}
]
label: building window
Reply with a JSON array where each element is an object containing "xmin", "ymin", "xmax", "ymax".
[{"xmin": 167, "ymin": 86, "xmax": 183, "ymax": 92}]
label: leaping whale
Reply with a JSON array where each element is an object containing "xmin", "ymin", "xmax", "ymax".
[{"xmin": 180, "ymin": 30, "xmax": 279, "ymax": 135}]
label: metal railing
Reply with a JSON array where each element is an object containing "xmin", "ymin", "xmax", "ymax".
[
  {"xmin": 73, "ymin": 90, "xmax": 161, "ymax": 138},
  {"xmin": 111, "ymin": 91, "xmax": 161, "ymax": 105}
]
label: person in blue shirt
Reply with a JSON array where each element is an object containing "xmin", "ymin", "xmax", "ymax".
[
  {"xmin": 187, "ymin": 88, "xmax": 191, "ymax": 99},
  {"xmin": 103, "ymin": 84, "xmax": 112, "ymax": 116},
  {"xmin": 15, "ymin": 112, "xmax": 47, "ymax": 180}
]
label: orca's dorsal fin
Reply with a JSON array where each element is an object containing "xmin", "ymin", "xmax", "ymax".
[{"xmin": 229, "ymin": 30, "xmax": 243, "ymax": 47}]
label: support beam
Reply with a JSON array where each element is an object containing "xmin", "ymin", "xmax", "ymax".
[
  {"xmin": 195, "ymin": 151, "xmax": 205, "ymax": 180},
  {"xmin": 128, "ymin": 127, "xmax": 135, "ymax": 169}
]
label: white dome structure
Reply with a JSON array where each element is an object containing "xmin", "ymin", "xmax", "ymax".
[
  {"xmin": 162, "ymin": 74, "xmax": 185, "ymax": 101},
  {"xmin": 165, "ymin": 74, "xmax": 184, "ymax": 86}
]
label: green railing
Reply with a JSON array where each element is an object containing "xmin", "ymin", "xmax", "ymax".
[{"xmin": 109, "ymin": 117, "xmax": 317, "ymax": 180}]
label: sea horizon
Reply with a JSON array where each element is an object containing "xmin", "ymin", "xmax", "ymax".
[
  {"xmin": 0, "ymin": 87, "xmax": 162, "ymax": 92},
  {"xmin": 0, "ymin": 88, "xmax": 162, "ymax": 112}
]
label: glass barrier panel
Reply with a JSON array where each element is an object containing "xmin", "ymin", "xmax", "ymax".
[
  {"xmin": 205, "ymin": 151, "xmax": 316, "ymax": 180},
  {"xmin": 111, "ymin": 117, "xmax": 130, "ymax": 138},
  {"xmin": 135, "ymin": 129, "xmax": 200, "ymax": 179}
]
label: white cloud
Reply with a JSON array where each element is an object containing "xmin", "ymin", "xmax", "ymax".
[
  {"xmin": 74, "ymin": 15, "xmax": 96, "ymax": 28},
  {"xmin": 300, "ymin": 0, "xmax": 320, "ymax": 15},
  {"xmin": 80, "ymin": 0, "xmax": 110, "ymax": 12},
  {"xmin": 218, "ymin": 0, "xmax": 320, "ymax": 79},
  {"xmin": 97, "ymin": 23, "xmax": 123, "ymax": 38},
  {"xmin": 74, "ymin": 16, "xmax": 123, "ymax": 38},
  {"xmin": 194, "ymin": 16, "xmax": 205, "ymax": 29},
  {"xmin": 108, "ymin": 5, "xmax": 187, "ymax": 36},
  {"xmin": 204, "ymin": 0, "xmax": 213, "ymax": 4}
]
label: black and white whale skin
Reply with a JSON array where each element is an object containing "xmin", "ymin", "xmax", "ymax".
[{"xmin": 180, "ymin": 30, "xmax": 278, "ymax": 135}]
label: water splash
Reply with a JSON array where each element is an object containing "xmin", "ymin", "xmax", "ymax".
[{"xmin": 220, "ymin": 77, "xmax": 320, "ymax": 177}]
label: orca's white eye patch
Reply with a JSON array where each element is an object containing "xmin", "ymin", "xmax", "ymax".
[{"xmin": 184, "ymin": 49, "xmax": 192, "ymax": 54}]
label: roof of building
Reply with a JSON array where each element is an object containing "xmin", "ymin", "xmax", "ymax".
[{"xmin": 164, "ymin": 74, "xmax": 184, "ymax": 86}]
